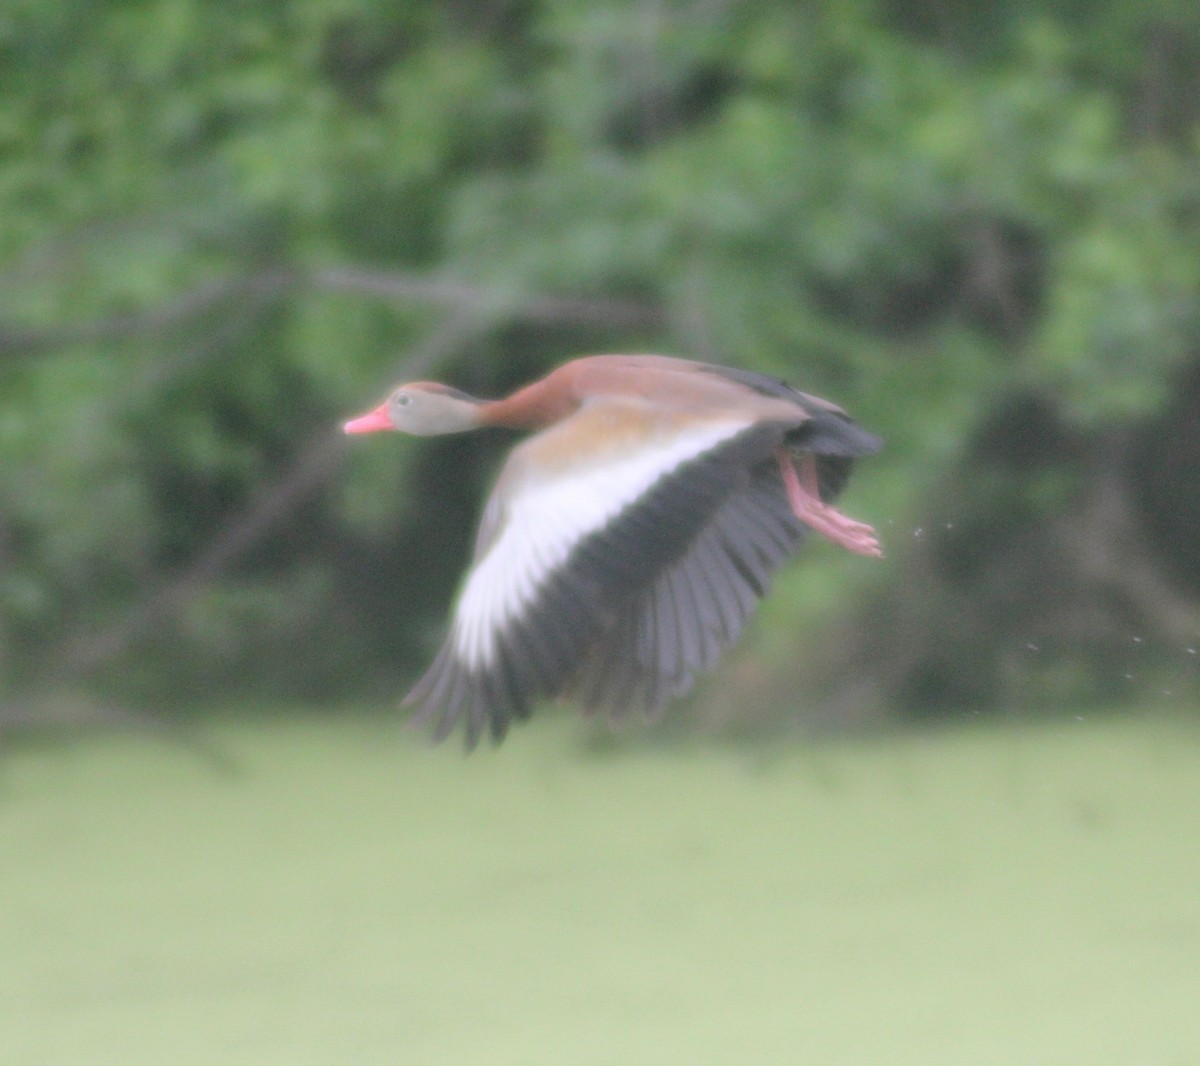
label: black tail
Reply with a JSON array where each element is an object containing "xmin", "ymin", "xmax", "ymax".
[
  {"xmin": 788, "ymin": 398, "xmax": 883, "ymax": 458},
  {"xmin": 696, "ymin": 362, "xmax": 882, "ymax": 459}
]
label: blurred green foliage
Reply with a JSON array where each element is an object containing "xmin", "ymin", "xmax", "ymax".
[{"xmin": 2, "ymin": 1, "xmax": 1198, "ymax": 722}]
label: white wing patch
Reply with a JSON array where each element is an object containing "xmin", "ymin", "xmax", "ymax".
[{"xmin": 450, "ymin": 416, "xmax": 752, "ymax": 670}]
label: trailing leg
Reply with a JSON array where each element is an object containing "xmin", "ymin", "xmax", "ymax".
[{"xmin": 776, "ymin": 448, "xmax": 883, "ymax": 558}]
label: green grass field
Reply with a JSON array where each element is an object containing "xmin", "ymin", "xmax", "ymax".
[{"xmin": 3, "ymin": 711, "xmax": 1199, "ymax": 1065}]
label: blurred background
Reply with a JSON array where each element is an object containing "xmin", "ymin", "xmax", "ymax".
[
  {"xmin": 3, "ymin": 0, "xmax": 1198, "ymax": 737},
  {"xmin": 5, "ymin": 4, "xmax": 1200, "ymax": 1063}
]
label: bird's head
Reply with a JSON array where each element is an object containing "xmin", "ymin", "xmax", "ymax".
[{"xmin": 343, "ymin": 383, "xmax": 484, "ymax": 437}]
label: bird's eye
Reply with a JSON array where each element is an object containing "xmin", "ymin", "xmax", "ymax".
[{"xmin": 395, "ymin": 394, "xmax": 412, "ymax": 407}]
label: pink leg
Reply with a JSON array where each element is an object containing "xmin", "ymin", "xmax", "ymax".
[{"xmin": 776, "ymin": 449, "xmax": 883, "ymax": 558}]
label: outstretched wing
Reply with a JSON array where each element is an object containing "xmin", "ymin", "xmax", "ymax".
[
  {"xmin": 403, "ymin": 402, "xmax": 787, "ymax": 747},
  {"xmin": 569, "ymin": 455, "xmax": 809, "ymax": 717}
]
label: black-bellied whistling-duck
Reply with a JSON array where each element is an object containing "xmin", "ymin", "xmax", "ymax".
[{"xmin": 344, "ymin": 354, "xmax": 882, "ymax": 747}]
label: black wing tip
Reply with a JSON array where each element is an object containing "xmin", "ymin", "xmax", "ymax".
[{"xmin": 402, "ymin": 661, "xmax": 530, "ymax": 751}]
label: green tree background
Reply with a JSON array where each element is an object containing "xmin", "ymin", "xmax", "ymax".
[{"xmin": 3, "ymin": 0, "xmax": 1198, "ymax": 731}]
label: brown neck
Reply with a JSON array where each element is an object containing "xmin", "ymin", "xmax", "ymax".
[{"xmin": 478, "ymin": 372, "xmax": 578, "ymax": 430}]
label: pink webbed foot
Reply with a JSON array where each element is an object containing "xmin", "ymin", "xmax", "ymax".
[{"xmin": 777, "ymin": 449, "xmax": 883, "ymax": 559}]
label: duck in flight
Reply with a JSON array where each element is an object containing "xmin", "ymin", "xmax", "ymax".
[{"xmin": 344, "ymin": 354, "xmax": 882, "ymax": 747}]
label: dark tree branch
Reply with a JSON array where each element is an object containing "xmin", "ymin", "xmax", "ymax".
[
  {"xmin": 0, "ymin": 273, "xmax": 290, "ymax": 359},
  {"xmin": 308, "ymin": 265, "xmax": 664, "ymax": 330},
  {"xmin": 0, "ymin": 266, "xmax": 664, "ymax": 360},
  {"xmin": 51, "ymin": 307, "xmax": 491, "ymax": 680}
]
